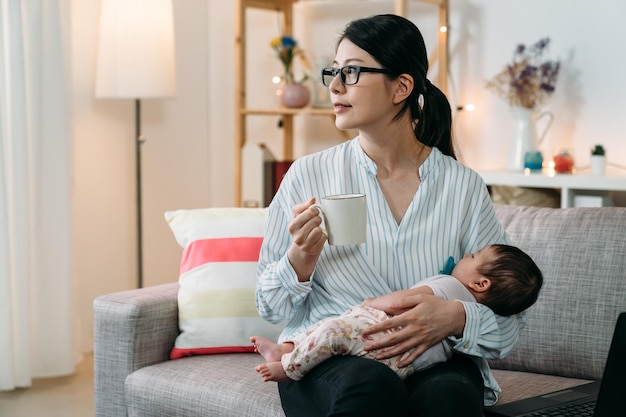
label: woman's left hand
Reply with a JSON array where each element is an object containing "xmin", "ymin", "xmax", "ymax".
[{"xmin": 361, "ymin": 294, "xmax": 466, "ymax": 367}]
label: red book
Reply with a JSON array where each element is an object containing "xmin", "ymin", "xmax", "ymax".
[{"xmin": 273, "ymin": 160, "xmax": 294, "ymax": 196}]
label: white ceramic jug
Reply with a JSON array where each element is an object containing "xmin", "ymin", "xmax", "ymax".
[{"xmin": 507, "ymin": 106, "xmax": 554, "ymax": 171}]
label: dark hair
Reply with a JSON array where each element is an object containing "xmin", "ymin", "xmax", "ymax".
[
  {"xmin": 339, "ymin": 14, "xmax": 455, "ymax": 158},
  {"xmin": 478, "ymin": 244, "xmax": 543, "ymax": 316}
]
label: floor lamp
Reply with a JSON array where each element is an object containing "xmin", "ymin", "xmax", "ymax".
[{"xmin": 95, "ymin": 0, "xmax": 176, "ymax": 288}]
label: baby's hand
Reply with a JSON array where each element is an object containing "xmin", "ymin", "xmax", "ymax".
[
  {"xmin": 362, "ymin": 296, "xmax": 383, "ymax": 310},
  {"xmin": 363, "ymin": 290, "xmax": 415, "ymax": 315}
]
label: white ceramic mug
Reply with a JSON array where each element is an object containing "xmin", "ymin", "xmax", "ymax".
[{"xmin": 312, "ymin": 194, "xmax": 366, "ymax": 246}]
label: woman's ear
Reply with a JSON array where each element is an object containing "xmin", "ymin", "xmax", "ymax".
[{"xmin": 392, "ymin": 73, "xmax": 414, "ymax": 104}]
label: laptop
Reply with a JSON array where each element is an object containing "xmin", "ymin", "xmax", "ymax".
[{"xmin": 484, "ymin": 311, "xmax": 626, "ymax": 417}]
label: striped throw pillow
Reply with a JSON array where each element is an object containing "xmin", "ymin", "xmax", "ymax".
[{"xmin": 165, "ymin": 207, "xmax": 284, "ymax": 359}]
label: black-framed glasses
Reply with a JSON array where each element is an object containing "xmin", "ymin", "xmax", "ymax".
[{"xmin": 321, "ymin": 65, "xmax": 392, "ymax": 86}]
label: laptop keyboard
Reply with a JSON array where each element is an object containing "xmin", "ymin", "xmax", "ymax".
[{"xmin": 522, "ymin": 400, "xmax": 596, "ymax": 417}]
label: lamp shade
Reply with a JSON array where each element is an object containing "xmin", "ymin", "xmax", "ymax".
[{"xmin": 95, "ymin": 0, "xmax": 176, "ymax": 98}]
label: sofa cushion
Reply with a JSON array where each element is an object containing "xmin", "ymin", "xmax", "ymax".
[
  {"xmin": 125, "ymin": 354, "xmax": 285, "ymax": 417},
  {"xmin": 490, "ymin": 205, "xmax": 626, "ymax": 380},
  {"xmin": 164, "ymin": 208, "xmax": 284, "ymax": 359}
]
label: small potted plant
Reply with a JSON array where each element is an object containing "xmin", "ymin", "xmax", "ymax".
[{"xmin": 590, "ymin": 144, "xmax": 606, "ymax": 175}]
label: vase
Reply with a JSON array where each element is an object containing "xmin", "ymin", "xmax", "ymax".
[
  {"xmin": 280, "ymin": 83, "xmax": 310, "ymax": 109},
  {"xmin": 507, "ymin": 106, "xmax": 554, "ymax": 171},
  {"xmin": 590, "ymin": 155, "xmax": 606, "ymax": 175},
  {"xmin": 553, "ymin": 150, "xmax": 574, "ymax": 173}
]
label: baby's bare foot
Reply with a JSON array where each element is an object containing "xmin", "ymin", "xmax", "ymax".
[
  {"xmin": 255, "ymin": 362, "xmax": 290, "ymax": 382},
  {"xmin": 250, "ymin": 336, "xmax": 291, "ymax": 362}
]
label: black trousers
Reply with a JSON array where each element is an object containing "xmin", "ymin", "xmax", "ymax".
[{"xmin": 278, "ymin": 353, "xmax": 484, "ymax": 417}]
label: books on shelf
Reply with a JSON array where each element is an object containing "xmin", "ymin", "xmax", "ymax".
[{"xmin": 242, "ymin": 142, "xmax": 293, "ymax": 207}]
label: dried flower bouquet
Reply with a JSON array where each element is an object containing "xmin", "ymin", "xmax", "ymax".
[{"xmin": 486, "ymin": 38, "xmax": 560, "ymax": 109}]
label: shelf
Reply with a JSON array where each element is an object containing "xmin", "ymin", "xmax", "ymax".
[{"xmin": 478, "ymin": 169, "xmax": 626, "ymax": 208}]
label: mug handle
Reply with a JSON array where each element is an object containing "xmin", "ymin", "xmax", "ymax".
[{"xmin": 310, "ymin": 204, "xmax": 328, "ymax": 239}]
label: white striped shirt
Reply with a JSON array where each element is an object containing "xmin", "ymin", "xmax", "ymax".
[{"xmin": 256, "ymin": 137, "xmax": 525, "ymax": 405}]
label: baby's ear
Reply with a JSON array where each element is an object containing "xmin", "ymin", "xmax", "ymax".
[{"xmin": 472, "ymin": 277, "xmax": 491, "ymax": 293}]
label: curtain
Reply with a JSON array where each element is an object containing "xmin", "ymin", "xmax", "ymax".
[{"xmin": 0, "ymin": 0, "xmax": 75, "ymax": 390}]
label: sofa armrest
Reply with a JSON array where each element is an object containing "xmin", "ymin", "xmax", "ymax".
[{"xmin": 94, "ymin": 282, "xmax": 180, "ymax": 417}]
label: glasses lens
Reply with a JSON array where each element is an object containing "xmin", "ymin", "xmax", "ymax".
[
  {"xmin": 342, "ymin": 66, "xmax": 359, "ymax": 85},
  {"xmin": 321, "ymin": 68, "xmax": 336, "ymax": 86},
  {"xmin": 321, "ymin": 66, "xmax": 363, "ymax": 86}
]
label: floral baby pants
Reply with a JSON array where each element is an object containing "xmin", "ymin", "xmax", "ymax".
[{"xmin": 281, "ymin": 304, "xmax": 414, "ymax": 381}]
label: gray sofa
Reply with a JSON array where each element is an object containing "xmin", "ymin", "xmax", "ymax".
[{"xmin": 94, "ymin": 204, "xmax": 626, "ymax": 417}]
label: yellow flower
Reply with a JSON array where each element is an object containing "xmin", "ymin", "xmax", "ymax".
[
  {"xmin": 269, "ymin": 37, "xmax": 282, "ymax": 48},
  {"xmin": 270, "ymin": 35, "xmax": 309, "ymax": 84}
]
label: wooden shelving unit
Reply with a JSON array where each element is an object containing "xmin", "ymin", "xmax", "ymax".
[{"xmin": 234, "ymin": 0, "xmax": 449, "ymax": 206}]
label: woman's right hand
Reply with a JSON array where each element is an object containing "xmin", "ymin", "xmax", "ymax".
[
  {"xmin": 287, "ymin": 198, "xmax": 327, "ymax": 281},
  {"xmin": 362, "ymin": 295, "xmax": 466, "ymax": 367}
]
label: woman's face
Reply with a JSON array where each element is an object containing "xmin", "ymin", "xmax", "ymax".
[{"xmin": 329, "ymin": 39, "xmax": 399, "ymax": 132}]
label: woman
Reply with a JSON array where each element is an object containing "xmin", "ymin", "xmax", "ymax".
[{"xmin": 256, "ymin": 14, "xmax": 524, "ymax": 417}]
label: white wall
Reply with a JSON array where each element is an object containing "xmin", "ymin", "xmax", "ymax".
[
  {"xmin": 449, "ymin": 0, "xmax": 626, "ymax": 173},
  {"xmin": 72, "ymin": 0, "xmax": 626, "ymax": 352}
]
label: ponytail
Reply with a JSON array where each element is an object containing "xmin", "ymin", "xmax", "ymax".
[{"xmin": 414, "ymin": 80, "xmax": 455, "ymax": 159}]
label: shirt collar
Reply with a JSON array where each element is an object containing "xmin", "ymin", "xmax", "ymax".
[
  {"xmin": 352, "ymin": 137, "xmax": 378, "ymax": 176},
  {"xmin": 352, "ymin": 136, "xmax": 438, "ymax": 179}
]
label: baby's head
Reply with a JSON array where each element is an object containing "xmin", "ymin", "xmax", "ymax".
[{"xmin": 453, "ymin": 244, "xmax": 543, "ymax": 316}]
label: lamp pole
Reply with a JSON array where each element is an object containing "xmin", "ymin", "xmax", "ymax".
[{"xmin": 135, "ymin": 99, "xmax": 144, "ymax": 288}]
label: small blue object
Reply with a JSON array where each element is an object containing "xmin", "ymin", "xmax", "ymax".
[
  {"xmin": 439, "ymin": 256, "xmax": 456, "ymax": 275},
  {"xmin": 524, "ymin": 151, "xmax": 543, "ymax": 170}
]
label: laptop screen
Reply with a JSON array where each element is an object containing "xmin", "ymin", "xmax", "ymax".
[{"xmin": 593, "ymin": 312, "xmax": 626, "ymax": 417}]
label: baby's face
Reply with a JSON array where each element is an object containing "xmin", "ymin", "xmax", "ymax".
[{"xmin": 452, "ymin": 246, "xmax": 497, "ymax": 286}]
